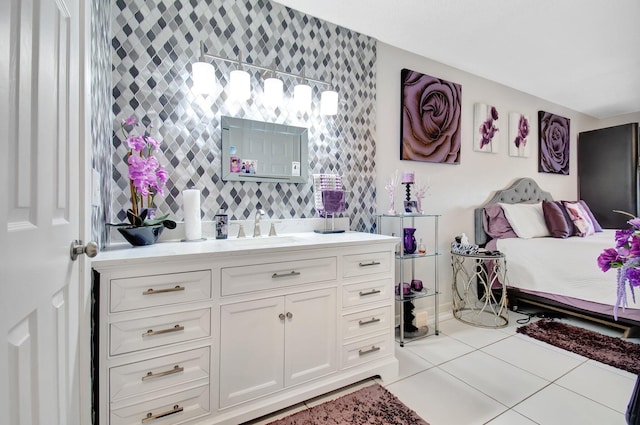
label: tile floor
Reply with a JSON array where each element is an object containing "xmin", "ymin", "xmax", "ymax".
[{"xmin": 245, "ymin": 310, "xmax": 639, "ymax": 425}]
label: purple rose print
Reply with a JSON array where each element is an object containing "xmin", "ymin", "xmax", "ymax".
[
  {"xmin": 401, "ymin": 69, "xmax": 462, "ymax": 163},
  {"xmin": 538, "ymin": 111, "xmax": 570, "ymax": 175},
  {"xmin": 514, "ymin": 114, "xmax": 530, "ymax": 148}
]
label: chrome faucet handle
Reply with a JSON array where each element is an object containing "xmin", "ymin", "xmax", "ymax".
[
  {"xmin": 237, "ymin": 224, "xmax": 246, "ymax": 238},
  {"xmin": 253, "ymin": 209, "xmax": 266, "ymax": 237},
  {"xmin": 269, "ymin": 222, "xmax": 280, "ymax": 237}
]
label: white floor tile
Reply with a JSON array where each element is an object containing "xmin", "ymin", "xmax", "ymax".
[
  {"xmin": 481, "ymin": 334, "xmax": 585, "ymax": 381},
  {"xmin": 439, "ymin": 350, "xmax": 549, "ymax": 407},
  {"xmin": 555, "ymin": 361, "xmax": 637, "ymax": 413},
  {"xmin": 404, "ymin": 332, "xmax": 475, "ymax": 365},
  {"xmin": 380, "ymin": 344, "xmax": 433, "ymax": 385},
  {"xmin": 484, "ymin": 409, "xmax": 538, "ymax": 425},
  {"xmin": 439, "ymin": 317, "xmax": 511, "ymax": 348},
  {"xmin": 514, "ymin": 383, "xmax": 626, "ymax": 425},
  {"xmin": 386, "ymin": 368, "xmax": 507, "ymax": 425}
]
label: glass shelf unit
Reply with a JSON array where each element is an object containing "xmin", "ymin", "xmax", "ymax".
[{"xmin": 376, "ymin": 213, "xmax": 440, "ymax": 347}]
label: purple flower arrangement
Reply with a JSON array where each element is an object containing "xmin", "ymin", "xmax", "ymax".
[
  {"xmin": 597, "ymin": 211, "xmax": 640, "ymax": 319},
  {"xmin": 115, "ymin": 116, "xmax": 175, "ymax": 229}
]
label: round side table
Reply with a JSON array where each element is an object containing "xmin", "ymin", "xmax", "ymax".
[{"xmin": 451, "ymin": 251, "xmax": 508, "ymax": 328}]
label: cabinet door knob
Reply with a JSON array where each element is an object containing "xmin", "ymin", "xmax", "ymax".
[
  {"xmin": 279, "ymin": 313, "xmax": 286, "ymax": 320},
  {"xmin": 286, "ymin": 312, "xmax": 293, "ymax": 319}
]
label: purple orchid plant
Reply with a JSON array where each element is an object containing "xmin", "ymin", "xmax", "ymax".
[
  {"xmin": 597, "ymin": 211, "xmax": 640, "ymax": 319},
  {"xmin": 114, "ymin": 116, "xmax": 175, "ymax": 229}
]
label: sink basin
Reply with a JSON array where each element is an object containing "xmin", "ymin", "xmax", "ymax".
[{"xmin": 222, "ymin": 236, "xmax": 300, "ymax": 249}]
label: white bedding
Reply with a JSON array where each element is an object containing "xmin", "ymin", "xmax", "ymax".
[{"xmin": 496, "ymin": 230, "xmax": 634, "ymax": 308}]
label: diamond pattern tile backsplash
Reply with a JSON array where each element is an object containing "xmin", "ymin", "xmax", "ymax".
[{"xmin": 109, "ymin": 0, "xmax": 377, "ymax": 235}]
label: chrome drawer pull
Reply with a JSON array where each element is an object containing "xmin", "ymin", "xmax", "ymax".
[
  {"xmin": 358, "ymin": 345, "xmax": 381, "ymax": 356},
  {"xmin": 142, "ymin": 324, "xmax": 184, "ymax": 337},
  {"xmin": 359, "ymin": 317, "xmax": 380, "ymax": 326},
  {"xmin": 272, "ymin": 271, "xmax": 300, "ymax": 279},
  {"xmin": 141, "ymin": 365, "xmax": 184, "ymax": 381},
  {"xmin": 358, "ymin": 289, "xmax": 381, "ymax": 297},
  {"xmin": 142, "ymin": 405, "xmax": 183, "ymax": 423},
  {"xmin": 143, "ymin": 285, "xmax": 185, "ymax": 295},
  {"xmin": 358, "ymin": 261, "xmax": 381, "ymax": 267}
]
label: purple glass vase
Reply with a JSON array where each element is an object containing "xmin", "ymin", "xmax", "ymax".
[{"xmin": 403, "ymin": 227, "xmax": 417, "ymax": 254}]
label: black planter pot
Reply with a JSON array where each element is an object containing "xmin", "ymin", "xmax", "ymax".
[
  {"xmin": 117, "ymin": 225, "xmax": 164, "ymax": 246},
  {"xmin": 628, "ymin": 376, "xmax": 640, "ymax": 425}
]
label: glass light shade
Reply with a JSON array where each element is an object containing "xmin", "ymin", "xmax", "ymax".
[
  {"xmin": 263, "ymin": 77, "xmax": 283, "ymax": 107},
  {"xmin": 192, "ymin": 61, "xmax": 216, "ymax": 95},
  {"xmin": 320, "ymin": 90, "xmax": 339, "ymax": 115},
  {"xmin": 293, "ymin": 83, "xmax": 312, "ymax": 111},
  {"xmin": 230, "ymin": 69, "xmax": 251, "ymax": 101}
]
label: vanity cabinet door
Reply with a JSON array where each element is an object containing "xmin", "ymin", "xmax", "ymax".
[
  {"xmin": 284, "ymin": 288, "xmax": 337, "ymax": 387},
  {"xmin": 219, "ymin": 297, "xmax": 285, "ymax": 408}
]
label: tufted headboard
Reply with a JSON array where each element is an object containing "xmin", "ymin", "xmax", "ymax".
[{"xmin": 474, "ymin": 178, "xmax": 554, "ymax": 246}]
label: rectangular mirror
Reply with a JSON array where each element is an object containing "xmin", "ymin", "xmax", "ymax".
[{"xmin": 221, "ymin": 116, "xmax": 309, "ymax": 183}]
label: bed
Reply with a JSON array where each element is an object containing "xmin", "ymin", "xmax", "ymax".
[{"xmin": 474, "ymin": 177, "xmax": 640, "ymax": 337}]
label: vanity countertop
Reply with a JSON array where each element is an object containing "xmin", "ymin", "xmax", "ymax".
[{"xmin": 92, "ymin": 231, "xmax": 398, "ymax": 269}]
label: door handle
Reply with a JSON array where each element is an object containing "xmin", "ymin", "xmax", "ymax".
[{"xmin": 70, "ymin": 240, "xmax": 99, "ymax": 261}]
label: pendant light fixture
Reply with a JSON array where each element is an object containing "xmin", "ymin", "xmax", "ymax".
[
  {"xmin": 191, "ymin": 59, "xmax": 216, "ymax": 95},
  {"xmin": 195, "ymin": 41, "xmax": 339, "ymax": 115},
  {"xmin": 294, "ymin": 71, "xmax": 312, "ymax": 112},
  {"xmin": 263, "ymin": 67, "xmax": 283, "ymax": 107},
  {"xmin": 229, "ymin": 52, "xmax": 250, "ymax": 101},
  {"xmin": 320, "ymin": 90, "xmax": 338, "ymax": 116}
]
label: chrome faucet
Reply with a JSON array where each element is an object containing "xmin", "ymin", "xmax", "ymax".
[{"xmin": 253, "ymin": 209, "xmax": 266, "ymax": 237}]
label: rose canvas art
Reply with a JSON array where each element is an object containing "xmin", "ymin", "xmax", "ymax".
[
  {"xmin": 538, "ymin": 111, "xmax": 570, "ymax": 174},
  {"xmin": 509, "ymin": 112, "xmax": 531, "ymax": 157},
  {"xmin": 401, "ymin": 68, "xmax": 461, "ymax": 164},
  {"xmin": 473, "ymin": 103, "xmax": 500, "ymax": 153}
]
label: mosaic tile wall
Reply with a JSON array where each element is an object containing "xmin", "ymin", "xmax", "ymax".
[
  {"xmin": 91, "ymin": 0, "xmax": 112, "ymax": 247},
  {"xmin": 110, "ymin": 0, "xmax": 377, "ymax": 233}
]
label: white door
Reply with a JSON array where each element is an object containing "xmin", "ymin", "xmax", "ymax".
[
  {"xmin": 0, "ymin": 0, "xmax": 87, "ymax": 424},
  {"xmin": 284, "ymin": 288, "xmax": 337, "ymax": 387}
]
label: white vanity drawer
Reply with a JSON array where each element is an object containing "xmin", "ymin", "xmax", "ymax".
[
  {"xmin": 342, "ymin": 251, "xmax": 392, "ymax": 278},
  {"xmin": 110, "ymin": 347, "xmax": 210, "ymax": 402},
  {"xmin": 110, "ymin": 270, "xmax": 211, "ymax": 313},
  {"xmin": 342, "ymin": 306, "xmax": 392, "ymax": 340},
  {"xmin": 341, "ymin": 334, "xmax": 393, "ymax": 369},
  {"xmin": 341, "ymin": 278, "xmax": 391, "ymax": 308},
  {"xmin": 221, "ymin": 257, "xmax": 337, "ymax": 296},
  {"xmin": 110, "ymin": 308, "xmax": 211, "ymax": 356},
  {"xmin": 110, "ymin": 385, "xmax": 209, "ymax": 425}
]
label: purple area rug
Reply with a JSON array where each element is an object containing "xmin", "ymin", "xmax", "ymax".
[
  {"xmin": 266, "ymin": 383, "xmax": 428, "ymax": 425},
  {"xmin": 517, "ymin": 320, "xmax": 640, "ymax": 375}
]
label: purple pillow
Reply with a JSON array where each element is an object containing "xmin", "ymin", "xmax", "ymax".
[
  {"xmin": 579, "ymin": 200, "xmax": 603, "ymax": 232},
  {"xmin": 563, "ymin": 201, "xmax": 596, "ymax": 237},
  {"xmin": 483, "ymin": 204, "xmax": 518, "ymax": 239},
  {"xmin": 542, "ymin": 200, "xmax": 573, "ymax": 238}
]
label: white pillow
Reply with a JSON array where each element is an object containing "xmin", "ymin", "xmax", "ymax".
[{"xmin": 498, "ymin": 202, "xmax": 550, "ymax": 239}]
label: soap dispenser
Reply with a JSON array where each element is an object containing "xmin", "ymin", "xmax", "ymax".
[{"xmin": 215, "ymin": 209, "xmax": 228, "ymax": 239}]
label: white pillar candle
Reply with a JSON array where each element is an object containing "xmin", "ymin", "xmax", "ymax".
[{"xmin": 183, "ymin": 189, "xmax": 202, "ymax": 240}]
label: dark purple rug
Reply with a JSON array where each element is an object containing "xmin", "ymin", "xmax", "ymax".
[
  {"xmin": 266, "ymin": 383, "xmax": 428, "ymax": 425},
  {"xmin": 517, "ymin": 320, "xmax": 640, "ymax": 375}
]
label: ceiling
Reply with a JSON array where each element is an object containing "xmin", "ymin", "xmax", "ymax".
[{"xmin": 274, "ymin": 0, "xmax": 640, "ymax": 119}]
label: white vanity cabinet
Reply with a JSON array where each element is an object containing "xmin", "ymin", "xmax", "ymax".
[
  {"xmin": 92, "ymin": 232, "xmax": 399, "ymax": 425},
  {"xmin": 219, "ymin": 288, "xmax": 337, "ymax": 407}
]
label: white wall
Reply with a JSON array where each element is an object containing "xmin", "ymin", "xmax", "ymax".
[{"xmin": 375, "ymin": 41, "xmax": 604, "ymax": 314}]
